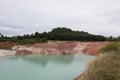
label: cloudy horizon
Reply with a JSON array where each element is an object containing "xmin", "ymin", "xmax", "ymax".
[{"xmin": 0, "ymin": 0, "xmax": 120, "ymax": 37}]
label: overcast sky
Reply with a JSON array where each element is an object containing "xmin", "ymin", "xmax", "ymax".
[{"xmin": 0, "ymin": 0, "xmax": 120, "ymax": 36}]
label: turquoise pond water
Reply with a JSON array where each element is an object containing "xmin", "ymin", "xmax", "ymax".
[{"xmin": 0, "ymin": 54, "xmax": 95, "ymax": 80}]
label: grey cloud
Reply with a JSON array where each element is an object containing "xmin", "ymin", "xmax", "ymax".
[{"xmin": 0, "ymin": 0, "xmax": 120, "ymax": 36}]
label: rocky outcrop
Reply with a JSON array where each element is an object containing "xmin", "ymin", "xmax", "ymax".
[
  {"xmin": 0, "ymin": 41, "xmax": 110, "ymax": 56},
  {"xmin": 83, "ymin": 42, "xmax": 110, "ymax": 55},
  {"xmin": 0, "ymin": 50, "xmax": 16, "ymax": 57},
  {"xmin": 30, "ymin": 42, "xmax": 77, "ymax": 54},
  {"xmin": 15, "ymin": 50, "xmax": 32, "ymax": 55},
  {"xmin": 0, "ymin": 42, "xmax": 18, "ymax": 49},
  {"xmin": 12, "ymin": 42, "xmax": 77, "ymax": 54}
]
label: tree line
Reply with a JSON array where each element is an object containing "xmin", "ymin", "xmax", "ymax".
[{"xmin": 0, "ymin": 27, "xmax": 120, "ymax": 44}]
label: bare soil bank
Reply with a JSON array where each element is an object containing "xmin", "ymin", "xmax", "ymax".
[{"xmin": 0, "ymin": 41, "xmax": 109, "ymax": 57}]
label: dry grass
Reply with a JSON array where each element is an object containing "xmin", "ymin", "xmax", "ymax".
[
  {"xmin": 75, "ymin": 42, "xmax": 120, "ymax": 80},
  {"xmin": 79, "ymin": 53, "xmax": 120, "ymax": 80},
  {"xmin": 99, "ymin": 42, "xmax": 120, "ymax": 54}
]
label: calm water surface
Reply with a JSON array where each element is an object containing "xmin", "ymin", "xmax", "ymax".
[{"xmin": 0, "ymin": 54, "xmax": 95, "ymax": 80}]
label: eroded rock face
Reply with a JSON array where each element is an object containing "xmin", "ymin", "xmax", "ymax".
[
  {"xmin": 0, "ymin": 41, "xmax": 110, "ymax": 56},
  {"xmin": 83, "ymin": 42, "xmax": 110, "ymax": 55},
  {"xmin": 0, "ymin": 50, "xmax": 16, "ymax": 57},
  {"xmin": 13, "ymin": 42, "xmax": 77, "ymax": 54},
  {"xmin": 15, "ymin": 50, "xmax": 31, "ymax": 55},
  {"xmin": 12, "ymin": 41, "xmax": 109, "ymax": 55},
  {"xmin": 0, "ymin": 42, "xmax": 18, "ymax": 49}
]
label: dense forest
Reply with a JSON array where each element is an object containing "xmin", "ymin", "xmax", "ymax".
[{"xmin": 0, "ymin": 27, "xmax": 120, "ymax": 44}]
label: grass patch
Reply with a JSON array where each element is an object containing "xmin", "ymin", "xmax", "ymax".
[
  {"xmin": 98, "ymin": 42, "xmax": 120, "ymax": 54},
  {"xmin": 78, "ymin": 53, "xmax": 120, "ymax": 80},
  {"xmin": 18, "ymin": 38, "xmax": 47, "ymax": 45},
  {"xmin": 76, "ymin": 42, "xmax": 120, "ymax": 80}
]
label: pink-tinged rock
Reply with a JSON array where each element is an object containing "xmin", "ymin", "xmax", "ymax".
[
  {"xmin": 15, "ymin": 50, "xmax": 31, "ymax": 55},
  {"xmin": 11, "ymin": 41, "xmax": 110, "ymax": 55},
  {"xmin": 83, "ymin": 42, "xmax": 110, "ymax": 55},
  {"xmin": 30, "ymin": 42, "xmax": 77, "ymax": 54},
  {"xmin": 0, "ymin": 49, "xmax": 16, "ymax": 57}
]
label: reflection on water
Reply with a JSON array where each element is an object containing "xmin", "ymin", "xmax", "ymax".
[
  {"xmin": 0, "ymin": 54, "xmax": 95, "ymax": 80},
  {"xmin": 9, "ymin": 54, "xmax": 74, "ymax": 66}
]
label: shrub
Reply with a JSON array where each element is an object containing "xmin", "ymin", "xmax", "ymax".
[
  {"xmin": 39, "ymin": 38, "xmax": 47, "ymax": 42},
  {"xmin": 76, "ymin": 42, "xmax": 120, "ymax": 80},
  {"xmin": 76, "ymin": 53, "xmax": 120, "ymax": 80},
  {"xmin": 99, "ymin": 42, "xmax": 120, "ymax": 53},
  {"xmin": 19, "ymin": 38, "xmax": 47, "ymax": 45}
]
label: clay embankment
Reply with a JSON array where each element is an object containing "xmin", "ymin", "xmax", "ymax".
[
  {"xmin": 12, "ymin": 42, "xmax": 77, "ymax": 55},
  {"xmin": 83, "ymin": 42, "xmax": 109, "ymax": 55},
  {"xmin": 0, "ymin": 42, "xmax": 17, "ymax": 57},
  {"xmin": 0, "ymin": 42, "xmax": 18, "ymax": 49},
  {"xmin": 0, "ymin": 49, "xmax": 16, "ymax": 57},
  {"xmin": 0, "ymin": 41, "xmax": 109, "ymax": 57}
]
